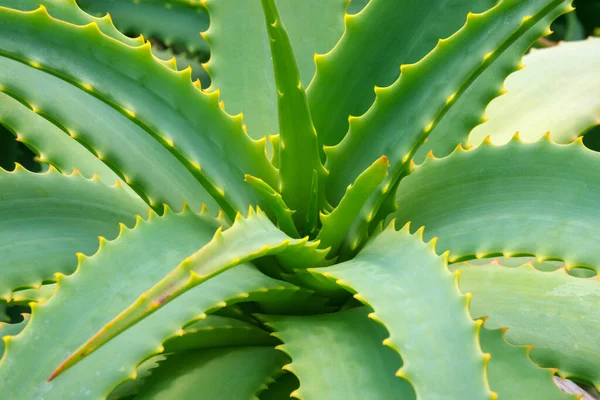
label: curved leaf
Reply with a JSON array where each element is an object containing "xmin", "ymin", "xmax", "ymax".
[
  {"xmin": 0, "ymin": 90, "xmax": 119, "ymax": 183},
  {"xmin": 50, "ymin": 209, "xmax": 328, "ymax": 379},
  {"xmin": 469, "ymin": 38, "xmax": 600, "ymax": 146},
  {"xmin": 261, "ymin": 307, "xmax": 414, "ymax": 399},
  {"xmin": 0, "ymin": 6, "xmax": 277, "ymax": 215},
  {"xmin": 393, "ymin": 137, "xmax": 600, "ymax": 269},
  {"xmin": 480, "ymin": 326, "xmax": 574, "ymax": 399},
  {"xmin": 0, "ymin": 166, "xmax": 146, "ymax": 299},
  {"xmin": 314, "ymin": 225, "xmax": 492, "ymax": 399},
  {"xmin": 457, "ymin": 262, "xmax": 600, "ymax": 388},
  {"xmin": 76, "ymin": 0, "xmax": 209, "ymax": 55},
  {"xmin": 308, "ymin": 0, "xmax": 496, "ymax": 148},
  {"xmin": 136, "ymin": 346, "xmax": 288, "ymax": 400},
  {"xmin": 0, "ymin": 208, "xmax": 299, "ymax": 399},
  {"xmin": 203, "ymin": 0, "xmax": 346, "ymax": 139}
]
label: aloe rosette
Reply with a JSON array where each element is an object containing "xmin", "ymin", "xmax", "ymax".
[{"xmin": 0, "ymin": 0, "xmax": 599, "ymax": 399}]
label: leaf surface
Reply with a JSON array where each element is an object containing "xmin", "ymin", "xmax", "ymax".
[
  {"xmin": 136, "ymin": 346, "xmax": 288, "ymax": 400},
  {"xmin": 308, "ymin": 0, "xmax": 496, "ymax": 148},
  {"xmin": 394, "ymin": 138, "xmax": 600, "ymax": 269},
  {"xmin": 0, "ymin": 167, "xmax": 146, "ymax": 299},
  {"xmin": 458, "ymin": 262, "xmax": 600, "ymax": 388},
  {"xmin": 262, "ymin": 307, "xmax": 414, "ymax": 399},
  {"xmin": 203, "ymin": 0, "xmax": 346, "ymax": 139},
  {"xmin": 0, "ymin": 208, "xmax": 299, "ymax": 399},
  {"xmin": 469, "ymin": 38, "xmax": 600, "ymax": 146},
  {"xmin": 77, "ymin": 0, "xmax": 209, "ymax": 55},
  {"xmin": 0, "ymin": 6, "xmax": 277, "ymax": 214},
  {"xmin": 49, "ymin": 209, "xmax": 328, "ymax": 379},
  {"xmin": 314, "ymin": 226, "xmax": 492, "ymax": 399}
]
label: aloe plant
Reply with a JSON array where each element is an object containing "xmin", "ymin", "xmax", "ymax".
[{"xmin": 0, "ymin": 0, "xmax": 599, "ymax": 398}]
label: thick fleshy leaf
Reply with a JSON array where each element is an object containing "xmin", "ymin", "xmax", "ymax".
[
  {"xmin": 317, "ymin": 155, "xmax": 388, "ymax": 255},
  {"xmin": 0, "ymin": 6, "xmax": 277, "ymax": 215},
  {"xmin": 325, "ymin": 0, "xmax": 571, "ymax": 257},
  {"xmin": 314, "ymin": 225, "xmax": 492, "ymax": 399},
  {"xmin": 76, "ymin": 0, "xmax": 210, "ymax": 55},
  {"xmin": 50, "ymin": 209, "xmax": 328, "ymax": 379},
  {"xmin": 393, "ymin": 137, "xmax": 600, "ymax": 269},
  {"xmin": 0, "ymin": 315, "xmax": 28, "ymax": 358},
  {"xmin": 261, "ymin": 307, "xmax": 414, "ymax": 399},
  {"xmin": 308, "ymin": 0, "xmax": 496, "ymax": 148},
  {"xmin": 413, "ymin": 13, "xmax": 560, "ymax": 164},
  {"xmin": 136, "ymin": 346, "xmax": 288, "ymax": 400},
  {"xmin": 0, "ymin": 55, "xmax": 219, "ymax": 213},
  {"xmin": 260, "ymin": 0, "xmax": 327, "ymax": 230},
  {"xmin": 162, "ymin": 315, "xmax": 277, "ymax": 353},
  {"xmin": 0, "ymin": 0, "xmax": 142, "ymax": 46},
  {"xmin": 469, "ymin": 38, "xmax": 600, "ymax": 146},
  {"xmin": 0, "ymin": 90, "xmax": 119, "ymax": 183},
  {"xmin": 457, "ymin": 262, "xmax": 600, "ymax": 388},
  {"xmin": 203, "ymin": 0, "xmax": 346, "ymax": 139},
  {"xmin": 258, "ymin": 372, "xmax": 299, "ymax": 400},
  {"xmin": 0, "ymin": 166, "xmax": 146, "ymax": 299},
  {"xmin": 0, "ymin": 207, "xmax": 300, "ymax": 399},
  {"xmin": 480, "ymin": 327, "xmax": 574, "ymax": 399},
  {"xmin": 245, "ymin": 174, "xmax": 299, "ymax": 238}
]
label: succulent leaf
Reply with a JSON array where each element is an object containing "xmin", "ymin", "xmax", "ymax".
[
  {"xmin": 49, "ymin": 208, "xmax": 326, "ymax": 379},
  {"xmin": 135, "ymin": 346, "xmax": 288, "ymax": 400},
  {"xmin": 260, "ymin": 0, "xmax": 328, "ymax": 231},
  {"xmin": 394, "ymin": 137, "xmax": 600, "ymax": 269},
  {"xmin": 469, "ymin": 38, "xmax": 600, "ymax": 146},
  {"xmin": 308, "ymin": 0, "xmax": 497, "ymax": 149},
  {"xmin": 76, "ymin": 0, "xmax": 210, "ymax": 56},
  {"xmin": 0, "ymin": 208, "xmax": 298, "ymax": 399},
  {"xmin": 0, "ymin": 166, "xmax": 146, "ymax": 300},
  {"xmin": 457, "ymin": 261, "xmax": 600, "ymax": 389},
  {"xmin": 0, "ymin": 5, "xmax": 277, "ymax": 215},
  {"xmin": 261, "ymin": 307, "xmax": 415, "ymax": 399},
  {"xmin": 202, "ymin": 0, "xmax": 347, "ymax": 139},
  {"xmin": 480, "ymin": 326, "xmax": 575, "ymax": 399},
  {"xmin": 314, "ymin": 225, "xmax": 493, "ymax": 399}
]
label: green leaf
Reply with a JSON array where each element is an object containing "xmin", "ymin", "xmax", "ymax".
[
  {"xmin": 413, "ymin": 12, "xmax": 561, "ymax": 164},
  {"xmin": 0, "ymin": 166, "xmax": 146, "ymax": 299},
  {"xmin": 0, "ymin": 207, "xmax": 299, "ymax": 399},
  {"xmin": 0, "ymin": 0, "xmax": 142, "ymax": 46},
  {"xmin": 162, "ymin": 315, "xmax": 278, "ymax": 353},
  {"xmin": 260, "ymin": 0, "xmax": 327, "ymax": 231},
  {"xmin": 245, "ymin": 174, "xmax": 299, "ymax": 238},
  {"xmin": 308, "ymin": 0, "xmax": 496, "ymax": 149},
  {"xmin": 480, "ymin": 326, "xmax": 574, "ymax": 399},
  {"xmin": 258, "ymin": 372, "xmax": 299, "ymax": 400},
  {"xmin": 261, "ymin": 307, "xmax": 414, "ymax": 399},
  {"xmin": 151, "ymin": 46, "xmax": 210, "ymax": 89},
  {"xmin": 469, "ymin": 38, "xmax": 600, "ymax": 146},
  {"xmin": 203, "ymin": 0, "xmax": 346, "ymax": 139},
  {"xmin": 457, "ymin": 261, "xmax": 600, "ymax": 389},
  {"xmin": 325, "ymin": 1, "xmax": 572, "ymax": 258},
  {"xmin": 0, "ymin": 6, "xmax": 277, "ymax": 215},
  {"xmin": 136, "ymin": 346, "xmax": 288, "ymax": 400},
  {"xmin": 76, "ymin": 0, "xmax": 210, "ymax": 55},
  {"xmin": 50, "ymin": 209, "xmax": 327, "ymax": 379},
  {"xmin": 326, "ymin": 0, "xmax": 573, "ymax": 203},
  {"xmin": 393, "ymin": 137, "xmax": 600, "ymax": 269},
  {"xmin": 0, "ymin": 55, "xmax": 219, "ymax": 213},
  {"xmin": 0, "ymin": 314, "xmax": 28, "ymax": 358},
  {"xmin": 317, "ymin": 155, "xmax": 388, "ymax": 255},
  {"xmin": 9, "ymin": 284, "xmax": 55, "ymax": 305},
  {"xmin": 314, "ymin": 225, "xmax": 492, "ymax": 399},
  {"xmin": 0, "ymin": 91, "xmax": 120, "ymax": 183}
]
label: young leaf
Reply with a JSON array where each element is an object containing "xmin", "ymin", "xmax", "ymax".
[
  {"xmin": 48, "ymin": 209, "xmax": 326, "ymax": 380},
  {"xmin": 260, "ymin": 0, "xmax": 328, "ymax": 232}
]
